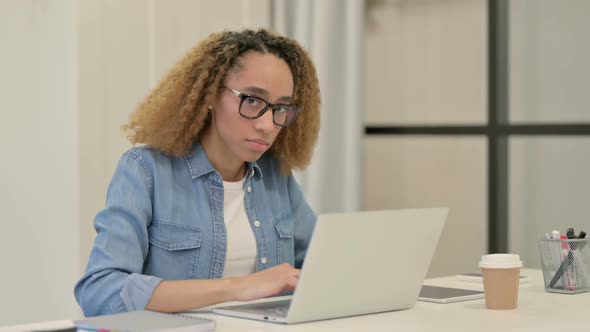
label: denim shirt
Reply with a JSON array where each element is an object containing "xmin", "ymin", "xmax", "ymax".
[{"xmin": 74, "ymin": 144, "xmax": 316, "ymax": 317}]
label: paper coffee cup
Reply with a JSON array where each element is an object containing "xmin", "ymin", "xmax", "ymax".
[{"xmin": 479, "ymin": 254, "xmax": 523, "ymax": 310}]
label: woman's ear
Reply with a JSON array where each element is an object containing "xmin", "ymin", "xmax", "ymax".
[
  {"xmin": 205, "ymin": 100, "xmax": 216, "ymax": 121},
  {"xmin": 204, "ymin": 94, "xmax": 217, "ymax": 112}
]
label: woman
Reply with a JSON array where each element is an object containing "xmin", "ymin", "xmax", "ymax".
[{"xmin": 74, "ymin": 29, "xmax": 320, "ymax": 317}]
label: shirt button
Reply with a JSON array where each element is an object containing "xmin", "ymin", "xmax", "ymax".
[
  {"xmin": 260, "ymin": 257, "xmax": 267, "ymax": 264},
  {"xmin": 247, "ymin": 186, "xmax": 252, "ymax": 193},
  {"xmin": 254, "ymin": 220, "xmax": 261, "ymax": 227}
]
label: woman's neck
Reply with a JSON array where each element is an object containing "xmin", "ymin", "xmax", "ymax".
[
  {"xmin": 218, "ymin": 162, "xmax": 246, "ymax": 182},
  {"xmin": 200, "ymin": 132, "xmax": 246, "ymax": 182}
]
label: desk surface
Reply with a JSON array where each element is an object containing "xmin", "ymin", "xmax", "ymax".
[
  {"xmin": 192, "ymin": 269, "xmax": 590, "ymax": 332},
  {"xmin": 2, "ymin": 269, "xmax": 588, "ymax": 332}
]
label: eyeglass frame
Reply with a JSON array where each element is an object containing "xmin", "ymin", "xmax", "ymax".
[{"xmin": 223, "ymin": 86, "xmax": 301, "ymax": 127}]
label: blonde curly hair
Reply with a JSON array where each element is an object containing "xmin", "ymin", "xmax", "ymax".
[{"xmin": 123, "ymin": 29, "xmax": 321, "ymax": 172}]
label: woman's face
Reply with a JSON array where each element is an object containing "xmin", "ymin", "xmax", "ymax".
[{"xmin": 209, "ymin": 51, "xmax": 294, "ymax": 163}]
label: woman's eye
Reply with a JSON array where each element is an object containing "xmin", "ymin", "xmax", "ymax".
[
  {"xmin": 276, "ymin": 105, "xmax": 294, "ymax": 113},
  {"xmin": 244, "ymin": 97, "xmax": 260, "ymax": 106}
]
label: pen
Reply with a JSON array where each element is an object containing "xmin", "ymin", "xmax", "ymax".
[
  {"xmin": 567, "ymin": 228, "xmax": 576, "ymax": 240},
  {"xmin": 561, "ymin": 235, "xmax": 575, "ymax": 290},
  {"xmin": 548, "ymin": 236, "xmax": 575, "ymax": 290},
  {"xmin": 566, "ymin": 228, "xmax": 577, "ymax": 252},
  {"xmin": 548, "ymin": 230, "xmax": 587, "ymax": 290}
]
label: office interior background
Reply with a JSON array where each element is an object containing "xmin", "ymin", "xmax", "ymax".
[{"xmin": 1, "ymin": 0, "xmax": 588, "ymax": 326}]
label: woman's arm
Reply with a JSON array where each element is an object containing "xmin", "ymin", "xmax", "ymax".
[
  {"xmin": 75, "ymin": 150, "xmax": 159, "ymax": 316},
  {"xmin": 146, "ymin": 263, "xmax": 300, "ymax": 312}
]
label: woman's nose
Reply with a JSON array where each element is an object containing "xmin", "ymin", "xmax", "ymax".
[{"xmin": 254, "ymin": 109, "xmax": 275, "ymax": 133}]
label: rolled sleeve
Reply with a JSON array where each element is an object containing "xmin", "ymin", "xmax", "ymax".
[{"xmin": 120, "ymin": 273, "xmax": 163, "ymax": 311}]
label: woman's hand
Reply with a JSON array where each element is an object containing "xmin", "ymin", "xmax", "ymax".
[
  {"xmin": 230, "ymin": 263, "xmax": 300, "ymax": 301},
  {"xmin": 146, "ymin": 263, "xmax": 300, "ymax": 313}
]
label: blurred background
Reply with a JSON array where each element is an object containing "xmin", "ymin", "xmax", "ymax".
[{"xmin": 1, "ymin": 0, "xmax": 589, "ymax": 326}]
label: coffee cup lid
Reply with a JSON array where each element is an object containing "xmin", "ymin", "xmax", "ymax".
[{"xmin": 479, "ymin": 254, "xmax": 522, "ymax": 269}]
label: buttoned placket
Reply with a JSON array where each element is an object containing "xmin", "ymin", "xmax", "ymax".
[
  {"xmin": 244, "ymin": 165, "xmax": 268, "ymax": 271},
  {"xmin": 208, "ymin": 172, "xmax": 227, "ymax": 279}
]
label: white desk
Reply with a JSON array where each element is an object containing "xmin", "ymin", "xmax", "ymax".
[
  {"xmin": 2, "ymin": 269, "xmax": 588, "ymax": 332},
  {"xmin": 190, "ymin": 269, "xmax": 589, "ymax": 332}
]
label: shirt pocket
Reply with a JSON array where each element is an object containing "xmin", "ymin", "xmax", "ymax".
[
  {"xmin": 273, "ymin": 212, "xmax": 295, "ymax": 266},
  {"xmin": 145, "ymin": 221, "xmax": 202, "ymax": 279}
]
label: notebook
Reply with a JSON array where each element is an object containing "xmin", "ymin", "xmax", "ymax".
[
  {"xmin": 418, "ymin": 285, "xmax": 484, "ymax": 303},
  {"xmin": 74, "ymin": 310, "xmax": 215, "ymax": 332},
  {"xmin": 213, "ymin": 208, "xmax": 448, "ymax": 324}
]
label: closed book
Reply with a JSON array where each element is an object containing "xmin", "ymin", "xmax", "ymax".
[{"xmin": 74, "ymin": 310, "xmax": 215, "ymax": 332}]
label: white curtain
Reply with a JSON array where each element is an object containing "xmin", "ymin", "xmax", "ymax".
[{"xmin": 273, "ymin": 0, "xmax": 364, "ymax": 213}]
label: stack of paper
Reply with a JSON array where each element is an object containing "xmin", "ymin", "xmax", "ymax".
[{"xmin": 74, "ymin": 310, "xmax": 215, "ymax": 332}]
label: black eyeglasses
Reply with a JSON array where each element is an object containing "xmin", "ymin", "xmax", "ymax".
[{"xmin": 224, "ymin": 87, "xmax": 301, "ymax": 127}]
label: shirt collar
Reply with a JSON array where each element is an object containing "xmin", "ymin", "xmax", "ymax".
[
  {"xmin": 246, "ymin": 160, "xmax": 263, "ymax": 181},
  {"xmin": 184, "ymin": 143, "xmax": 263, "ymax": 180}
]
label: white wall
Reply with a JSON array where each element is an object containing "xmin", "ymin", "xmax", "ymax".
[
  {"xmin": 510, "ymin": 0, "xmax": 590, "ymax": 123},
  {"xmin": 364, "ymin": 0, "xmax": 488, "ymax": 277},
  {"xmin": 510, "ymin": 138, "xmax": 590, "ymax": 268},
  {"xmin": 365, "ymin": 0, "xmax": 487, "ymax": 126},
  {"xmin": 0, "ymin": 0, "xmax": 269, "ymax": 326},
  {"xmin": 365, "ymin": 0, "xmax": 590, "ymax": 276},
  {"xmin": 509, "ymin": 0, "xmax": 590, "ymax": 267},
  {"xmin": 365, "ymin": 137, "xmax": 487, "ymax": 277},
  {"xmin": 0, "ymin": 0, "xmax": 80, "ymax": 325}
]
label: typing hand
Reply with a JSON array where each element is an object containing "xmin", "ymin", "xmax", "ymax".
[{"xmin": 231, "ymin": 263, "xmax": 300, "ymax": 301}]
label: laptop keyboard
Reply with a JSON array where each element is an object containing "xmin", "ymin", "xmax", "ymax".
[
  {"xmin": 262, "ymin": 304, "xmax": 290, "ymax": 317},
  {"xmin": 233, "ymin": 299, "xmax": 291, "ymax": 318}
]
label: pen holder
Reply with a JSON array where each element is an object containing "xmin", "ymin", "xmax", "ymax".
[{"xmin": 538, "ymin": 238, "xmax": 590, "ymax": 294}]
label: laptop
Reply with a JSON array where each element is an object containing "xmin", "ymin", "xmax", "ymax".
[{"xmin": 213, "ymin": 208, "xmax": 449, "ymax": 324}]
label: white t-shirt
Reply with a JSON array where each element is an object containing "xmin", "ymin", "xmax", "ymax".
[{"xmin": 222, "ymin": 177, "xmax": 257, "ymax": 278}]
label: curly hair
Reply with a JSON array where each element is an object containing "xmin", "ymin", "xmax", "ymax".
[{"xmin": 123, "ymin": 28, "xmax": 321, "ymax": 172}]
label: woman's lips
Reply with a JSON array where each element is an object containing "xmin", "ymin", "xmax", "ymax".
[{"xmin": 246, "ymin": 139, "xmax": 270, "ymax": 151}]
